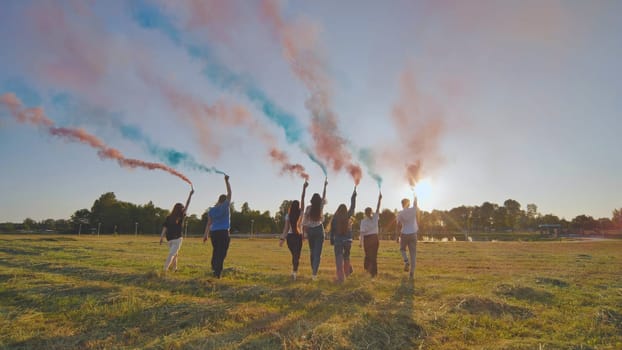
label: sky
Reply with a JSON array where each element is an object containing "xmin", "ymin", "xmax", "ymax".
[{"xmin": 1, "ymin": 0, "xmax": 621, "ymax": 223}]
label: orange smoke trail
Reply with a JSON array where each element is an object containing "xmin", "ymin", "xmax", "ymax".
[
  {"xmin": 261, "ymin": 0, "xmax": 362, "ymax": 184},
  {"xmin": 1, "ymin": 93, "xmax": 192, "ymax": 185},
  {"xmin": 269, "ymin": 148, "xmax": 310, "ymax": 180},
  {"xmin": 391, "ymin": 68, "xmax": 445, "ymax": 185}
]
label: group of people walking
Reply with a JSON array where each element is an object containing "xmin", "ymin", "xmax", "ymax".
[{"xmin": 159, "ymin": 175, "xmax": 420, "ymax": 282}]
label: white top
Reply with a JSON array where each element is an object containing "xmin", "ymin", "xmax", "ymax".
[
  {"xmin": 397, "ymin": 207, "xmax": 418, "ymax": 234},
  {"xmin": 359, "ymin": 213, "xmax": 379, "ymax": 237},
  {"xmin": 302, "ymin": 205, "xmax": 323, "ymax": 228}
]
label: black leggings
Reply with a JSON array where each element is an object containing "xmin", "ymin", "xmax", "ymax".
[
  {"xmin": 286, "ymin": 233, "xmax": 303, "ymax": 272},
  {"xmin": 210, "ymin": 230, "xmax": 230, "ymax": 278}
]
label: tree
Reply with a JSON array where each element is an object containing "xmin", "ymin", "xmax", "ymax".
[
  {"xmin": 22, "ymin": 218, "xmax": 36, "ymax": 232},
  {"xmin": 274, "ymin": 200, "xmax": 291, "ymax": 232},
  {"xmin": 526, "ymin": 203, "xmax": 538, "ymax": 229},
  {"xmin": 493, "ymin": 206, "xmax": 507, "ymax": 231},
  {"xmin": 613, "ymin": 208, "xmax": 622, "ymax": 229},
  {"xmin": 571, "ymin": 215, "xmax": 597, "ymax": 233},
  {"xmin": 480, "ymin": 202, "xmax": 496, "ymax": 231},
  {"xmin": 503, "ymin": 199, "xmax": 521, "ymax": 231},
  {"xmin": 71, "ymin": 209, "xmax": 91, "ymax": 234},
  {"xmin": 378, "ymin": 209, "xmax": 396, "ymax": 238}
]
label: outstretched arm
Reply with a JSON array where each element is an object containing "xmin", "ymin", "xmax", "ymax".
[
  {"xmin": 225, "ymin": 175, "xmax": 232, "ymax": 202},
  {"xmin": 375, "ymin": 192, "xmax": 382, "ymax": 215},
  {"xmin": 301, "ymin": 181, "xmax": 308, "ymax": 211},
  {"xmin": 348, "ymin": 187, "xmax": 357, "ymax": 216},
  {"xmin": 321, "ymin": 178, "xmax": 328, "ymax": 203},
  {"xmin": 183, "ymin": 188, "xmax": 195, "ymax": 215}
]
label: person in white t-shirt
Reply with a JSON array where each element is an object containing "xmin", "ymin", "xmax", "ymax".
[
  {"xmin": 359, "ymin": 192, "xmax": 382, "ymax": 277},
  {"xmin": 396, "ymin": 193, "xmax": 419, "ymax": 279}
]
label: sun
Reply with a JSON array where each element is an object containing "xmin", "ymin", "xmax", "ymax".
[{"xmin": 403, "ymin": 178, "xmax": 433, "ymax": 203}]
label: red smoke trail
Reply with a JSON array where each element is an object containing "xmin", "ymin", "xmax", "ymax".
[
  {"xmin": 390, "ymin": 68, "xmax": 445, "ymax": 185},
  {"xmin": 269, "ymin": 148, "xmax": 310, "ymax": 180},
  {"xmin": 1, "ymin": 93, "xmax": 192, "ymax": 185},
  {"xmin": 261, "ymin": 0, "xmax": 362, "ymax": 184}
]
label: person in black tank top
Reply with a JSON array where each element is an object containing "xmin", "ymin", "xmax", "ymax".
[
  {"xmin": 160, "ymin": 187, "xmax": 194, "ymax": 272},
  {"xmin": 279, "ymin": 181, "xmax": 308, "ymax": 280}
]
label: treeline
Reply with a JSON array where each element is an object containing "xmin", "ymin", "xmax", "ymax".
[{"xmin": 1, "ymin": 193, "xmax": 621, "ymax": 237}]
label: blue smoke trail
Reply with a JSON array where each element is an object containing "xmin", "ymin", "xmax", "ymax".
[
  {"xmin": 51, "ymin": 91, "xmax": 227, "ymax": 175},
  {"xmin": 130, "ymin": 0, "xmax": 313, "ymax": 161},
  {"xmin": 303, "ymin": 146, "xmax": 327, "ymax": 176},
  {"xmin": 358, "ymin": 148, "xmax": 382, "ymax": 189},
  {"xmin": 118, "ymin": 123, "xmax": 227, "ymax": 175}
]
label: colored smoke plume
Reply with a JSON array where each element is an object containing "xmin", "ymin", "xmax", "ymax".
[
  {"xmin": 260, "ymin": 0, "xmax": 362, "ymax": 183},
  {"xmin": 1, "ymin": 93, "xmax": 192, "ymax": 185},
  {"xmin": 390, "ymin": 68, "xmax": 445, "ymax": 185},
  {"xmin": 269, "ymin": 148, "xmax": 309, "ymax": 180}
]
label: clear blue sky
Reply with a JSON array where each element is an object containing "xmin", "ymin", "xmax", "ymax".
[{"xmin": 1, "ymin": 0, "xmax": 621, "ymax": 223}]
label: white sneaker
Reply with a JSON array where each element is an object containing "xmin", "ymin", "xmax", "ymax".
[
  {"xmin": 291, "ymin": 272, "xmax": 297, "ymax": 281},
  {"xmin": 311, "ymin": 274, "xmax": 318, "ymax": 281}
]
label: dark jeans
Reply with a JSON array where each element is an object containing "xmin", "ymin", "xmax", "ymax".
[
  {"xmin": 210, "ymin": 229, "xmax": 230, "ymax": 278},
  {"xmin": 286, "ymin": 233, "xmax": 303, "ymax": 272},
  {"xmin": 306, "ymin": 225, "xmax": 324, "ymax": 275},
  {"xmin": 363, "ymin": 234, "xmax": 379, "ymax": 277},
  {"xmin": 334, "ymin": 238, "xmax": 352, "ymax": 282},
  {"xmin": 400, "ymin": 233, "xmax": 417, "ymax": 275}
]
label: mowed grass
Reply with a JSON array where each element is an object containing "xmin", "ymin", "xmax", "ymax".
[{"xmin": 0, "ymin": 235, "xmax": 621, "ymax": 349}]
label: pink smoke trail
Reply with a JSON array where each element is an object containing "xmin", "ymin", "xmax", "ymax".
[
  {"xmin": 1, "ymin": 93, "xmax": 192, "ymax": 186},
  {"xmin": 390, "ymin": 68, "xmax": 445, "ymax": 186},
  {"xmin": 269, "ymin": 148, "xmax": 310, "ymax": 180},
  {"xmin": 139, "ymin": 69, "xmax": 277, "ymax": 157},
  {"xmin": 261, "ymin": 0, "xmax": 362, "ymax": 184}
]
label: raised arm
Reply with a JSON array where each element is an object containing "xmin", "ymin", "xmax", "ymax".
[
  {"xmin": 301, "ymin": 181, "xmax": 308, "ymax": 211},
  {"xmin": 348, "ymin": 187, "xmax": 357, "ymax": 216},
  {"xmin": 183, "ymin": 187, "xmax": 195, "ymax": 215},
  {"xmin": 375, "ymin": 192, "xmax": 382, "ymax": 215},
  {"xmin": 225, "ymin": 175, "xmax": 232, "ymax": 202},
  {"xmin": 321, "ymin": 178, "xmax": 328, "ymax": 203}
]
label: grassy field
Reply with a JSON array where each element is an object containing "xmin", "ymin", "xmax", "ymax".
[{"xmin": 0, "ymin": 234, "xmax": 621, "ymax": 349}]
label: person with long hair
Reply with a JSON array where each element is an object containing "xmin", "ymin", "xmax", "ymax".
[
  {"xmin": 160, "ymin": 187, "xmax": 194, "ymax": 272},
  {"xmin": 359, "ymin": 192, "xmax": 382, "ymax": 277},
  {"xmin": 279, "ymin": 181, "xmax": 308, "ymax": 280},
  {"xmin": 203, "ymin": 174, "xmax": 232, "ymax": 278},
  {"xmin": 302, "ymin": 178, "xmax": 328, "ymax": 281},
  {"xmin": 330, "ymin": 187, "xmax": 357, "ymax": 283},
  {"xmin": 397, "ymin": 192, "xmax": 419, "ymax": 279}
]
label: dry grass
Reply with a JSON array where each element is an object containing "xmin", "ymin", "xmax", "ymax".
[{"xmin": 0, "ymin": 234, "xmax": 621, "ymax": 349}]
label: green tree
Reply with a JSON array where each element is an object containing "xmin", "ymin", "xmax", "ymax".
[
  {"xmin": 22, "ymin": 218, "xmax": 36, "ymax": 232},
  {"xmin": 378, "ymin": 209, "xmax": 396, "ymax": 238},
  {"xmin": 613, "ymin": 208, "xmax": 622, "ymax": 229},
  {"xmin": 503, "ymin": 199, "xmax": 521, "ymax": 231},
  {"xmin": 480, "ymin": 202, "xmax": 496, "ymax": 232}
]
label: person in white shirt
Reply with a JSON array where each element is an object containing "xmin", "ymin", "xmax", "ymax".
[
  {"xmin": 359, "ymin": 192, "xmax": 382, "ymax": 277},
  {"xmin": 396, "ymin": 193, "xmax": 419, "ymax": 279}
]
